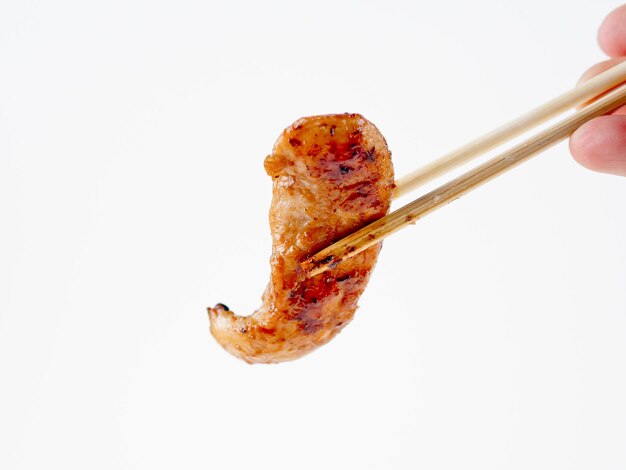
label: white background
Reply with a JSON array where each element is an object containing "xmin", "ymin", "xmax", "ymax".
[{"xmin": 1, "ymin": 1, "xmax": 625, "ymax": 469}]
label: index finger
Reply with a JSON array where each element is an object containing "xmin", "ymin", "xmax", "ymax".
[{"xmin": 599, "ymin": 4, "xmax": 626, "ymax": 57}]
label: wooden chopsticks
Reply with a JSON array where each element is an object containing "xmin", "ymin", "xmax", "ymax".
[
  {"xmin": 393, "ymin": 60, "xmax": 626, "ymax": 198},
  {"xmin": 301, "ymin": 67, "xmax": 626, "ymax": 278}
]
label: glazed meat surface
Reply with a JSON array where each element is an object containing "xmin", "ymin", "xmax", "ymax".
[{"xmin": 209, "ymin": 113, "xmax": 394, "ymax": 363}]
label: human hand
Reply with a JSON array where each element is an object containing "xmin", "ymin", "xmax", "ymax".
[{"xmin": 569, "ymin": 5, "xmax": 626, "ymax": 177}]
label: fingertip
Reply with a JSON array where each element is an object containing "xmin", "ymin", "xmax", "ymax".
[
  {"xmin": 598, "ymin": 5, "xmax": 626, "ymax": 57},
  {"xmin": 577, "ymin": 58, "xmax": 626, "ymax": 86},
  {"xmin": 570, "ymin": 116, "xmax": 626, "ymax": 176},
  {"xmin": 569, "ymin": 119, "xmax": 600, "ymax": 170}
]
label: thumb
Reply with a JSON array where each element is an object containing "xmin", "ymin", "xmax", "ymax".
[{"xmin": 570, "ymin": 115, "xmax": 626, "ymax": 176}]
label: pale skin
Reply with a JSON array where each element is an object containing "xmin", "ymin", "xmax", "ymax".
[{"xmin": 570, "ymin": 4, "xmax": 626, "ymax": 177}]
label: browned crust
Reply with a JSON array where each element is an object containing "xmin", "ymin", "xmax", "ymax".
[{"xmin": 209, "ymin": 114, "xmax": 394, "ymax": 363}]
